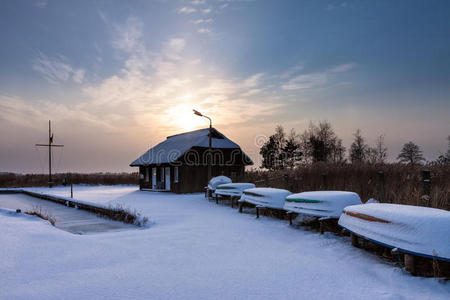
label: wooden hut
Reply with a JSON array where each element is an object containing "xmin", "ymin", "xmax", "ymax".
[{"xmin": 130, "ymin": 128, "xmax": 253, "ymax": 193}]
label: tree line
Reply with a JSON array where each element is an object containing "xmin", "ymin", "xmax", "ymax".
[{"xmin": 259, "ymin": 121, "xmax": 450, "ymax": 170}]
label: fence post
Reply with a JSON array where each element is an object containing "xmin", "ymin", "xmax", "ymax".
[
  {"xmin": 321, "ymin": 174, "xmax": 327, "ymax": 190},
  {"xmin": 422, "ymin": 170, "xmax": 431, "ymax": 207},
  {"xmin": 284, "ymin": 174, "xmax": 289, "ymax": 190},
  {"xmin": 377, "ymin": 171, "xmax": 385, "ymax": 203},
  {"xmin": 264, "ymin": 173, "xmax": 269, "ymax": 186},
  {"xmin": 70, "ymin": 173, "xmax": 73, "ymax": 198}
]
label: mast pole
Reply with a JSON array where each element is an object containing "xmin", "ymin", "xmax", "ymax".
[{"xmin": 49, "ymin": 120, "xmax": 52, "ymax": 187}]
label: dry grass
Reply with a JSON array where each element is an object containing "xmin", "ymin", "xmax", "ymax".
[
  {"xmin": 0, "ymin": 172, "xmax": 139, "ymax": 188},
  {"xmin": 25, "ymin": 206, "xmax": 56, "ymax": 226},
  {"xmin": 244, "ymin": 163, "xmax": 449, "ymax": 210},
  {"xmin": 103, "ymin": 204, "xmax": 149, "ymax": 227}
]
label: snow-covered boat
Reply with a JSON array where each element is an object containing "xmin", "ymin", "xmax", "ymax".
[
  {"xmin": 206, "ymin": 176, "xmax": 232, "ymax": 198},
  {"xmin": 339, "ymin": 203, "xmax": 450, "ymax": 261},
  {"xmin": 284, "ymin": 191, "xmax": 362, "ymax": 218},
  {"xmin": 240, "ymin": 188, "xmax": 291, "ymax": 209},
  {"xmin": 215, "ymin": 183, "xmax": 255, "ymax": 197}
]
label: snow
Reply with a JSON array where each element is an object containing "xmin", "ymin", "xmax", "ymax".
[
  {"xmin": 215, "ymin": 183, "xmax": 255, "ymax": 197},
  {"xmin": 240, "ymin": 187, "xmax": 291, "ymax": 209},
  {"xmin": 339, "ymin": 203, "xmax": 450, "ymax": 261},
  {"xmin": 285, "ymin": 191, "xmax": 362, "ymax": 218},
  {"xmin": 207, "ymin": 176, "xmax": 232, "ymax": 190},
  {"xmin": 1, "ymin": 185, "xmax": 449, "ymax": 299},
  {"xmin": 130, "ymin": 128, "xmax": 252, "ymax": 166}
]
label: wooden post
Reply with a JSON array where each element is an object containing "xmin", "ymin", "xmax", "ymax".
[
  {"xmin": 351, "ymin": 233, "xmax": 359, "ymax": 247},
  {"xmin": 70, "ymin": 183, "xmax": 73, "ymax": 198},
  {"xmin": 289, "ymin": 212, "xmax": 293, "ymax": 225},
  {"xmin": 422, "ymin": 170, "xmax": 431, "ymax": 207},
  {"xmin": 377, "ymin": 171, "xmax": 385, "ymax": 202},
  {"xmin": 215, "ymin": 194, "xmax": 218, "ymax": 204},
  {"xmin": 256, "ymin": 207, "xmax": 259, "ymax": 218},
  {"xmin": 264, "ymin": 173, "xmax": 269, "ymax": 186},
  {"xmin": 239, "ymin": 202, "xmax": 243, "ymax": 213},
  {"xmin": 319, "ymin": 220, "xmax": 324, "ymax": 234},
  {"xmin": 284, "ymin": 174, "xmax": 289, "ymax": 190},
  {"xmin": 321, "ymin": 174, "xmax": 327, "ymax": 190},
  {"xmin": 404, "ymin": 254, "xmax": 416, "ymax": 275},
  {"xmin": 230, "ymin": 196, "xmax": 234, "ymax": 208}
]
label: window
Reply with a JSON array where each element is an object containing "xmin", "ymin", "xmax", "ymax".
[{"xmin": 174, "ymin": 167, "xmax": 179, "ymax": 183}]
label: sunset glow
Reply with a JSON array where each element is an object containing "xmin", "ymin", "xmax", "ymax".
[{"xmin": 0, "ymin": 1, "xmax": 449, "ymax": 173}]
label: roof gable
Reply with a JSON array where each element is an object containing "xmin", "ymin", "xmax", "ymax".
[{"xmin": 130, "ymin": 128, "xmax": 253, "ymax": 166}]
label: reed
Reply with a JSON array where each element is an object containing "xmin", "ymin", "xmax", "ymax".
[{"xmin": 244, "ymin": 163, "xmax": 449, "ymax": 210}]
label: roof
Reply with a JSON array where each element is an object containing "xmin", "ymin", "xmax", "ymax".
[{"xmin": 130, "ymin": 127, "xmax": 253, "ymax": 166}]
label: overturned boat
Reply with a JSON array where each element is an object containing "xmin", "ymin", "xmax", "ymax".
[
  {"xmin": 284, "ymin": 191, "xmax": 362, "ymax": 218},
  {"xmin": 240, "ymin": 188, "xmax": 291, "ymax": 210},
  {"xmin": 215, "ymin": 183, "xmax": 255, "ymax": 198},
  {"xmin": 339, "ymin": 203, "xmax": 450, "ymax": 263},
  {"xmin": 206, "ymin": 176, "xmax": 232, "ymax": 198}
]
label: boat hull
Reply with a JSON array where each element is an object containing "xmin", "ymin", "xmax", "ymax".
[
  {"xmin": 241, "ymin": 188, "xmax": 291, "ymax": 210},
  {"xmin": 215, "ymin": 183, "xmax": 255, "ymax": 197},
  {"xmin": 339, "ymin": 203, "xmax": 450, "ymax": 261},
  {"xmin": 284, "ymin": 191, "xmax": 362, "ymax": 218}
]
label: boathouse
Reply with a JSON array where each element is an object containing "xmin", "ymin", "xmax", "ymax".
[{"xmin": 130, "ymin": 128, "xmax": 253, "ymax": 193}]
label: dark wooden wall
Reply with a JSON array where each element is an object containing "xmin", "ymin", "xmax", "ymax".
[{"xmin": 138, "ymin": 164, "xmax": 245, "ymax": 193}]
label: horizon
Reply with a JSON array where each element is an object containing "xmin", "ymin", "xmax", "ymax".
[{"xmin": 1, "ymin": 0, "xmax": 449, "ymax": 173}]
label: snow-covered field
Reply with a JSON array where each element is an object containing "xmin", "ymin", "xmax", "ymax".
[{"xmin": 1, "ymin": 185, "xmax": 448, "ymax": 299}]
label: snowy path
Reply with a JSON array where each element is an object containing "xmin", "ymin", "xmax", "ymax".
[{"xmin": 0, "ymin": 185, "xmax": 448, "ymax": 299}]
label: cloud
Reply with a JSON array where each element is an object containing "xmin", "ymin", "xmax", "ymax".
[
  {"xmin": 281, "ymin": 64, "xmax": 355, "ymax": 90},
  {"xmin": 280, "ymin": 64, "xmax": 304, "ymax": 79},
  {"xmin": 190, "ymin": 0, "xmax": 205, "ymax": 5},
  {"xmin": 35, "ymin": 1, "xmax": 47, "ymax": 8},
  {"xmin": 166, "ymin": 38, "xmax": 186, "ymax": 52},
  {"xmin": 178, "ymin": 7, "xmax": 197, "ymax": 14},
  {"xmin": 32, "ymin": 51, "xmax": 85, "ymax": 84},
  {"xmin": 329, "ymin": 63, "xmax": 355, "ymax": 73},
  {"xmin": 243, "ymin": 73, "xmax": 264, "ymax": 88},
  {"xmin": 201, "ymin": 8, "xmax": 212, "ymax": 14},
  {"xmin": 111, "ymin": 16, "xmax": 143, "ymax": 53},
  {"xmin": 198, "ymin": 28, "xmax": 211, "ymax": 34},
  {"xmin": 192, "ymin": 18, "xmax": 213, "ymax": 24}
]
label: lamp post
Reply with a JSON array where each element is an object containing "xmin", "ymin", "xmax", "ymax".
[{"xmin": 193, "ymin": 109, "xmax": 212, "ymax": 181}]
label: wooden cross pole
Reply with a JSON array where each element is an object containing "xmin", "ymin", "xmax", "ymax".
[{"xmin": 35, "ymin": 120, "xmax": 64, "ymax": 188}]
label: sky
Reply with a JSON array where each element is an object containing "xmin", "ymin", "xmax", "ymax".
[{"xmin": 0, "ymin": 0, "xmax": 449, "ymax": 173}]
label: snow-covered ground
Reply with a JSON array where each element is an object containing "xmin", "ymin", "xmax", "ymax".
[{"xmin": 1, "ymin": 185, "xmax": 448, "ymax": 299}]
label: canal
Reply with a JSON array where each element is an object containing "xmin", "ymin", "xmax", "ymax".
[{"xmin": 0, "ymin": 193, "xmax": 136, "ymax": 234}]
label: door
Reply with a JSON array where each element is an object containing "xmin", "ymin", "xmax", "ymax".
[
  {"xmin": 152, "ymin": 167, "xmax": 157, "ymax": 189},
  {"xmin": 165, "ymin": 167, "xmax": 171, "ymax": 191}
]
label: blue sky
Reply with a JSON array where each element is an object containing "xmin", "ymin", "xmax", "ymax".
[{"xmin": 0, "ymin": 0, "xmax": 449, "ymax": 172}]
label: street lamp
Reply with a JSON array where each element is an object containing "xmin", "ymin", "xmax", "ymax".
[{"xmin": 193, "ymin": 109, "xmax": 212, "ymax": 181}]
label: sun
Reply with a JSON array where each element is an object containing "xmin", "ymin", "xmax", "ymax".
[{"xmin": 166, "ymin": 102, "xmax": 207, "ymax": 132}]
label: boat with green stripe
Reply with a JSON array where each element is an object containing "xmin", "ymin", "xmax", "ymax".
[{"xmin": 284, "ymin": 191, "xmax": 362, "ymax": 218}]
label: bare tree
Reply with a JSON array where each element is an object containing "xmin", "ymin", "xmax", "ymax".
[
  {"xmin": 367, "ymin": 134, "xmax": 388, "ymax": 164},
  {"xmin": 397, "ymin": 141, "xmax": 425, "ymax": 165}
]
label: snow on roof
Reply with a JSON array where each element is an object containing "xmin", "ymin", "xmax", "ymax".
[{"xmin": 130, "ymin": 128, "xmax": 253, "ymax": 166}]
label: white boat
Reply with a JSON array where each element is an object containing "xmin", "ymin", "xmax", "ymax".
[
  {"xmin": 206, "ymin": 176, "xmax": 232, "ymax": 197},
  {"xmin": 240, "ymin": 188, "xmax": 291, "ymax": 209},
  {"xmin": 284, "ymin": 191, "xmax": 362, "ymax": 218},
  {"xmin": 339, "ymin": 203, "xmax": 450, "ymax": 261},
  {"xmin": 215, "ymin": 183, "xmax": 255, "ymax": 197}
]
